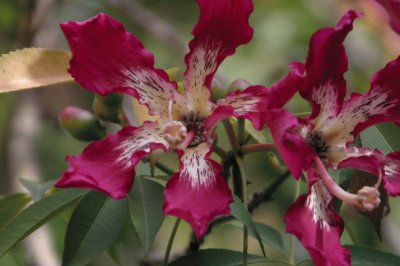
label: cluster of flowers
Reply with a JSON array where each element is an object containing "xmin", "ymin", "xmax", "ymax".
[{"xmin": 56, "ymin": 0, "xmax": 400, "ymax": 265}]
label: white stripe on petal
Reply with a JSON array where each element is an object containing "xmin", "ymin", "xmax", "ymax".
[
  {"xmin": 306, "ymin": 181, "xmax": 334, "ymax": 230},
  {"xmin": 180, "ymin": 143, "xmax": 216, "ymax": 188},
  {"xmin": 123, "ymin": 68, "xmax": 177, "ymax": 118},
  {"xmin": 115, "ymin": 122, "xmax": 168, "ymax": 169},
  {"xmin": 185, "ymin": 43, "xmax": 220, "ymax": 116},
  {"xmin": 320, "ymin": 87, "xmax": 395, "ymax": 147}
]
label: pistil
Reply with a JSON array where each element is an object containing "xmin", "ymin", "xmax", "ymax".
[{"xmin": 314, "ymin": 156, "xmax": 381, "ymax": 211}]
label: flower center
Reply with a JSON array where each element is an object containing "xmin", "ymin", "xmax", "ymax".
[
  {"xmin": 181, "ymin": 113, "xmax": 205, "ymax": 148},
  {"xmin": 306, "ymin": 131, "xmax": 329, "ymax": 161},
  {"xmin": 163, "ymin": 121, "xmax": 188, "ymax": 147}
]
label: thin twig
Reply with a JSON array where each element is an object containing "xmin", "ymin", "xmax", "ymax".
[{"xmin": 248, "ymin": 170, "xmax": 291, "ymax": 213}]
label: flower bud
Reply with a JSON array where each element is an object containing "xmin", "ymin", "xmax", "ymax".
[
  {"xmin": 212, "ymin": 79, "xmax": 251, "ymax": 101},
  {"xmin": 59, "ymin": 106, "xmax": 105, "ymax": 141},
  {"xmin": 165, "ymin": 67, "xmax": 180, "ymax": 81},
  {"xmin": 92, "ymin": 93, "xmax": 123, "ymax": 123}
]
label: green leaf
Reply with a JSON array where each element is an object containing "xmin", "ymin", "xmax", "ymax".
[
  {"xmin": 62, "ymin": 191, "xmax": 127, "ymax": 266},
  {"xmin": 230, "ymin": 195, "xmax": 266, "ymax": 256},
  {"xmin": 0, "ymin": 193, "xmax": 31, "ymax": 230},
  {"xmin": 0, "ymin": 48, "xmax": 73, "ymax": 93},
  {"xmin": 360, "ymin": 122, "xmax": 400, "ymax": 154},
  {"xmin": 0, "ymin": 189, "xmax": 86, "ymax": 257},
  {"xmin": 347, "ymin": 245, "xmax": 400, "ymax": 266},
  {"xmin": 230, "ymin": 118, "xmax": 267, "ymax": 143},
  {"xmin": 169, "ymin": 249, "xmax": 267, "ymax": 266},
  {"xmin": 129, "ymin": 176, "xmax": 165, "ymax": 254},
  {"xmin": 228, "ymin": 221, "xmax": 285, "ymax": 254},
  {"xmin": 19, "ymin": 179, "xmax": 55, "ymax": 202}
]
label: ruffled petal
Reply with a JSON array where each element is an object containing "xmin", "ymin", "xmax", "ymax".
[
  {"xmin": 184, "ymin": 0, "xmax": 254, "ymax": 115},
  {"xmin": 301, "ymin": 11, "xmax": 361, "ymax": 121},
  {"xmin": 320, "ymin": 57, "xmax": 400, "ymax": 147},
  {"xmin": 338, "ymin": 150, "xmax": 400, "ymax": 196},
  {"xmin": 285, "ymin": 177, "xmax": 350, "ymax": 266},
  {"xmin": 163, "ymin": 143, "xmax": 232, "ymax": 238},
  {"xmin": 265, "ymin": 62, "xmax": 305, "ymax": 109},
  {"xmin": 61, "ymin": 13, "xmax": 177, "ymax": 117},
  {"xmin": 207, "ymin": 85, "xmax": 268, "ymax": 130},
  {"xmin": 55, "ymin": 121, "xmax": 168, "ymax": 199},
  {"xmin": 265, "ymin": 109, "xmax": 314, "ymax": 178},
  {"xmin": 376, "ymin": 0, "xmax": 400, "ymax": 34}
]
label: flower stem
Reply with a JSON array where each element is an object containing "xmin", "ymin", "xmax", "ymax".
[
  {"xmin": 237, "ymin": 118, "xmax": 245, "ymax": 145},
  {"xmin": 289, "ymin": 178, "xmax": 301, "ymax": 264},
  {"xmin": 163, "ymin": 218, "xmax": 181, "ymax": 266},
  {"xmin": 235, "ymin": 155, "xmax": 248, "ymax": 266},
  {"xmin": 248, "ymin": 170, "xmax": 290, "ymax": 213},
  {"xmin": 240, "ymin": 143, "xmax": 274, "ymax": 155},
  {"xmin": 223, "ymin": 119, "xmax": 240, "ymax": 153},
  {"xmin": 314, "ymin": 157, "xmax": 358, "ymax": 206},
  {"xmin": 142, "ymin": 158, "xmax": 174, "ymax": 176}
]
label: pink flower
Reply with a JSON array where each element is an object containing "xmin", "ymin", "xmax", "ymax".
[
  {"xmin": 376, "ymin": 0, "xmax": 400, "ymax": 34},
  {"xmin": 54, "ymin": 0, "xmax": 275, "ymax": 239},
  {"xmin": 265, "ymin": 11, "xmax": 400, "ymax": 266}
]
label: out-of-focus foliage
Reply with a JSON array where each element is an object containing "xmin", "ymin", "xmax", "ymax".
[{"xmin": 1, "ymin": 0, "xmax": 400, "ymax": 265}]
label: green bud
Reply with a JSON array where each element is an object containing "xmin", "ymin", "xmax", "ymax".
[
  {"xmin": 165, "ymin": 67, "xmax": 180, "ymax": 81},
  {"xmin": 211, "ymin": 79, "xmax": 251, "ymax": 102},
  {"xmin": 59, "ymin": 106, "xmax": 106, "ymax": 141},
  {"xmin": 93, "ymin": 93, "xmax": 123, "ymax": 123}
]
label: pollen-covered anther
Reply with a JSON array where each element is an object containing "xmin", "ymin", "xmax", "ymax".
[
  {"xmin": 356, "ymin": 186, "xmax": 381, "ymax": 212},
  {"xmin": 163, "ymin": 121, "xmax": 187, "ymax": 147}
]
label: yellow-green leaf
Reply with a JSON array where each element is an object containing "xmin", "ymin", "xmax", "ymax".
[{"xmin": 0, "ymin": 48, "xmax": 73, "ymax": 93}]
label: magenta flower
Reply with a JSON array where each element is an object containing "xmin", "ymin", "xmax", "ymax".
[
  {"xmin": 376, "ymin": 0, "xmax": 400, "ymax": 34},
  {"xmin": 265, "ymin": 11, "xmax": 400, "ymax": 265},
  {"xmin": 54, "ymin": 0, "xmax": 273, "ymax": 239}
]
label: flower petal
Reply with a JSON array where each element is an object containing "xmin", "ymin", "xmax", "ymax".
[
  {"xmin": 61, "ymin": 13, "xmax": 177, "ymax": 117},
  {"xmin": 301, "ymin": 11, "xmax": 361, "ymax": 121},
  {"xmin": 207, "ymin": 85, "xmax": 269, "ymax": 130},
  {"xmin": 163, "ymin": 143, "xmax": 232, "ymax": 238},
  {"xmin": 55, "ymin": 121, "xmax": 168, "ymax": 199},
  {"xmin": 184, "ymin": 0, "xmax": 254, "ymax": 115},
  {"xmin": 376, "ymin": 0, "xmax": 400, "ymax": 34},
  {"xmin": 338, "ymin": 150, "xmax": 400, "ymax": 196},
  {"xmin": 265, "ymin": 109, "xmax": 314, "ymax": 178},
  {"xmin": 265, "ymin": 62, "xmax": 305, "ymax": 109},
  {"xmin": 285, "ymin": 177, "xmax": 350, "ymax": 266},
  {"xmin": 320, "ymin": 57, "xmax": 400, "ymax": 146}
]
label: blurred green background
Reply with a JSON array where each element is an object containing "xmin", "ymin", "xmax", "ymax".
[{"xmin": 1, "ymin": 0, "xmax": 400, "ymax": 265}]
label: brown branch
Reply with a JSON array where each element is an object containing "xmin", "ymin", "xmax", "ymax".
[{"xmin": 248, "ymin": 170, "xmax": 291, "ymax": 213}]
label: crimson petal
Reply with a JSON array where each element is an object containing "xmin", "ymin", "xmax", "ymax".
[
  {"xmin": 207, "ymin": 85, "xmax": 269, "ymax": 130},
  {"xmin": 338, "ymin": 150, "xmax": 400, "ymax": 196},
  {"xmin": 163, "ymin": 143, "xmax": 232, "ymax": 238},
  {"xmin": 61, "ymin": 13, "xmax": 177, "ymax": 117},
  {"xmin": 56, "ymin": 122, "xmax": 168, "ymax": 199},
  {"xmin": 376, "ymin": 0, "xmax": 400, "ymax": 34},
  {"xmin": 265, "ymin": 108, "xmax": 314, "ymax": 178},
  {"xmin": 301, "ymin": 11, "xmax": 361, "ymax": 120},
  {"xmin": 183, "ymin": 0, "xmax": 254, "ymax": 114},
  {"xmin": 285, "ymin": 171, "xmax": 350, "ymax": 266}
]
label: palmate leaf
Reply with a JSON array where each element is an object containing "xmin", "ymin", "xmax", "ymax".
[
  {"xmin": 360, "ymin": 122, "xmax": 400, "ymax": 154},
  {"xmin": 62, "ymin": 191, "xmax": 128, "ymax": 266},
  {"xmin": 0, "ymin": 48, "xmax": 73, "ymax": 93},
  {"xmin": 347, "ymin": 245, "xmax": 400, "ymax": 266},
  {"xmin": 230, "ymin": 195, "xmax": 266, "ymax": 256},
  {"xmin": 0, "ymin": 193, "xmax": 32, "ymax": 230},
  {"xmin": 227, "ymin": 221, "xmax": 285, "ymax": 255},
  {"xmin": 129, "ymin": 176, "xmax": 165, "ymax": 254},
  {"xmin": 169, "ymin": 249, "xmax": 267, "ymax": 266},
  {"xmin": 0, "ymin": 188, "xmax": 87, "ymax": 257}
]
